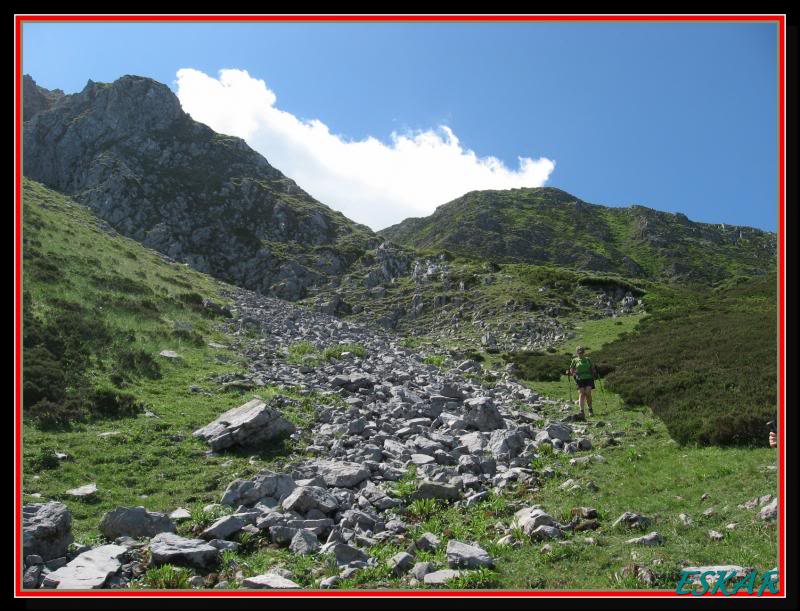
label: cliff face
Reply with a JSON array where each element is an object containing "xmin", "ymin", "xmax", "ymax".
[{"xmin": 23, "ymin": 75, "xmax": 375, "ymax": 299}]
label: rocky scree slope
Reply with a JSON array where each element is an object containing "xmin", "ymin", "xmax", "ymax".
[
  {"xmin": 379, "ymin": 188, "xmax": 776, "ymax": 284},
  {"xmin": 22, "ymin": 284, "xmax": 778, "ymax": 590},
  {"xmin": 23, "ymin": 74, "xmax": 376, "ymax": 300}
]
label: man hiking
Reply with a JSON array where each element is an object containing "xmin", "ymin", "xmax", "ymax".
[{"xmin": 566, "ymin": 346, "xmax": 598, "ymax": 419}]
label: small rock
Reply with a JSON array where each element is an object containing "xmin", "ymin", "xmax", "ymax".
[
  {"xmin": 625, "ymin": 531, "xmax": 663, "ymax": 546},
  {"xmin": 423, "ymin": 569, "xmax": 463, "ymax": 585},
  {"xmin": 66, "ymin": 483, "xmax": 97, "ymax": 498},
  {"xmin": 242, "ymin": 573, "xmax": 301, "ymax": 589}
]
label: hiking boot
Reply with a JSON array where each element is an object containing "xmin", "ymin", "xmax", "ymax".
[{"xmin": 588, "ymin": 408, "xmax": 594, "ymax": 417}]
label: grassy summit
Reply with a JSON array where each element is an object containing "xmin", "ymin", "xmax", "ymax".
[{"xmin": 379, "ymin": 187, "xmax": 776, "ymax": 284}]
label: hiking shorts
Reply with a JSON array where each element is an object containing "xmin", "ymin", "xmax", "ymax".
[{"xmin": 575, "ymin": 378, "xmax": 595, "ymax": 390}]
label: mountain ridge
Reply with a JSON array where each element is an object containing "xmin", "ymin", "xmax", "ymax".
[{"xmin": 379, "ymin": 187, "xmax": 776, "ymax": 283}]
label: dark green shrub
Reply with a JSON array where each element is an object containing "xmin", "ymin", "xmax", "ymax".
[
  {"xmin": 89, "ymin": 389, "xmax": 142, "ymax": 419},
  {"xmin": 27, "ymin": 398, "xmax": 86, "ymax": 429},
  {"xmin": 111, "ymin": 349, "xmax": 162, "ymax": 387},
  {"xmin": 596, "ymin": 276, "xmax": 776, "ymax": 446},
  {"xmin": 22, "ymin": 346, "xmax": 66, "ymax": 408}
]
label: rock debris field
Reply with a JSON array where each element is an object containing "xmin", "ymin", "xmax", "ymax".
[{"xmin": 22, "ymin": 287, "xmax": 777, "ymax": 590}]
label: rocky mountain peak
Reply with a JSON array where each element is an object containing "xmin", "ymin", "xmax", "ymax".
[
  {"xmin": 22, "ymin": 74, "xmax": 65, "ymax": 122},
  {"xmin": 23, "ymin": 74, "xmax": 375, "ymax": 300}
]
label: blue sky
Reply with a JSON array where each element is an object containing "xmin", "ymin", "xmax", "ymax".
[{"xmin": 22, "ymin": 20, "xmax": 778, "ymax": 231}]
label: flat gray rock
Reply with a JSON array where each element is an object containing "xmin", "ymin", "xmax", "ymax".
[
  {"xmin": 446, "ymin": 540, "xmax": 493, "ymax": 569},
  {"xmin": 423, "ymin": 569, "xmax": 463, "ymax": 585},
  {"xmin": 23, "ymin": 502, "xmax": 73, "ymax": 562},
  {"xmin": 201, "ymin": 515, "xmax": 245, "ymax": 541},
  {"xmin": 66, "ymin": 483, "xmax": 97, "ymax": 498},
  {"xmin": 312, "ymin": 460, "xmax": 371, "ymax": 488},
  {"xmin": 41, "ymin": 544, "xmax": 127, "ymax": 589},
  {"xmin": 170, "ymin": 507, "xmax": 192, "ymax": 521},
  {"xmin": 149, "ymin": 532, "xmax": 219, "ymax": 568},
  {"xmin": 242, "ymin": 573, "xmax": 301, "ymax": 589},
  {"xmin": 626, "ymin": 531, "xmax": 663, "ymax": 546},
  {"xmin": 99, "ymin": 506, "xmax": 176, "ymax": 540}
]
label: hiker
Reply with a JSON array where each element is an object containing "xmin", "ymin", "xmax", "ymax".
[{"xmin": 566, "ymin": 345, "xmax": 598, "ymax": 418}]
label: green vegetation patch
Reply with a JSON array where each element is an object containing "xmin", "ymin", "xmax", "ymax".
[{"xmin": 594, "ymin": 277, "xmax": 776, "ymax": 446}]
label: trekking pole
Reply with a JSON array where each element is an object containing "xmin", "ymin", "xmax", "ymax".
[
  {"xmin": 566, "ymin": 373, "xmax": 572, "ymax": 404},
  {"xmin": 598, "ymin": 377, "xmax": 608, "ymax": 411}
]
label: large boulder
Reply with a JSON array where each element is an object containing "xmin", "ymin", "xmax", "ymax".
[
  {"xmin": 98, "ymin": 507, "xmax": 176, "ymax": 540},
  {"xmin": 463, "ymin": 397, "xmax": 505, "ymax": 431},
  {"xmin": 23, "ymin": 502, "xmax": 73, "ymax": 562},
  {"xmin": 41, "ymin": 544, "xmax": 127, "ymax": 589},
  {"xmin": 193, "ymin": 397, "xmax": 296, "ymax": 451},
  {"xmin": 148, "ymin": 532, "xmax": 219, "ymax": 568}
]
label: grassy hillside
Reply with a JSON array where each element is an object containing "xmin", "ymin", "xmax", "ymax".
[
  {"xmin": 21, "ymin": 179, "xmax": 323, "ymax": 540},
  {"xmin": 593, "ymin": 276, "xmax": 777, "ymax": 446},
  {"xmin": 379, "ymin": 187, "xmax": 776, "ymax": 284}
]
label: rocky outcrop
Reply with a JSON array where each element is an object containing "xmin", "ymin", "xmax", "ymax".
[
  {"xmin": 23, "ymin": 502, "xmax": 73, "ymax": 562},
  {"xmin": 23, "ymin": 75, "xmax": 375, "ymax": 300}
]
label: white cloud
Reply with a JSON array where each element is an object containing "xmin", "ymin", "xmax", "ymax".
[{"xmin": 175, "ymin": 68, "xmax": 555, "ymax": 231}]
